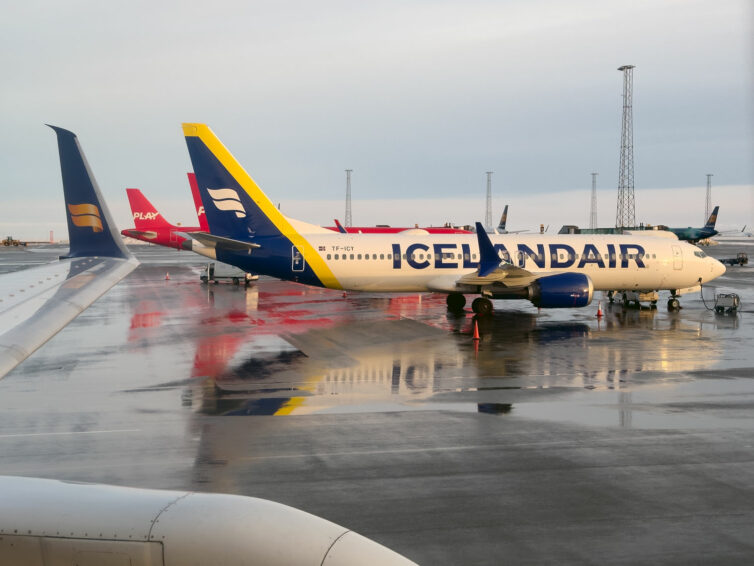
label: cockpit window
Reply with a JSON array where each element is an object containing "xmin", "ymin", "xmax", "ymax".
[{"xmin": 694, "ymin": 251, "xmax": 707, "ymax": 258}]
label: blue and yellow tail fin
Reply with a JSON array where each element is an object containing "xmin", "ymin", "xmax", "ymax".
[
  {"xmin": 48, "ymin": 125, "xmax": 130, "ymax": 259},
  {"xmin": 182, "ymin": 123, "xmax": 340, "ymax": 288}
]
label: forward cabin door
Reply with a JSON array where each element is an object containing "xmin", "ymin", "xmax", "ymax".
[{"xmin": 672, "ymin": 245, "xmax": 683, "ymax": 270}]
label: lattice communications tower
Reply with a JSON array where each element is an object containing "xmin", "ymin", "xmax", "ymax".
[{"xmin": 615, "ymin": 65, "xmax": 636, "ymax": 229}]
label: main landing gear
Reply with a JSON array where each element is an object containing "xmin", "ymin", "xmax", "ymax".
[
  {"xmin": 446, "ymin": 294, "xmax": 493, "ymax": 316},
  {"xmin": 471, "ymin": 297, "xmax": 493, "ymax": 316},
  {"xmin": 667, "ymin": 296, "xmax": 681, "ymax": 311},
  {"xmin": 446, "ymin": 293, "xmax": 466, "ymax": 312}
]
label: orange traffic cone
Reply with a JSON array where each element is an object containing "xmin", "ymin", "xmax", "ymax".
[
  {"xmin": 342, "ymin": 291, "xmax": 347, "ymax": 298},
  {"xmin": 472, "ymin": 319, "xmax": 480, "ymax": 340},
  {"xmin": 596, "ymin": 301, "xmax": 603, "ymax": 318},
  {"xmin": 165, "ymin": 272, "xmax": 170, "ymax": 280}
]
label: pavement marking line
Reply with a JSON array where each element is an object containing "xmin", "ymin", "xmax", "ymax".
[{"xmin": 0, "ymin": 429, "xmax": 141, "ymax": 439}]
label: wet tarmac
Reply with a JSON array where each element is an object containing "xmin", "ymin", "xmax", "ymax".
[{"xmin": 1, "ymin": 242, "xmax": 753, "ymax": 565}]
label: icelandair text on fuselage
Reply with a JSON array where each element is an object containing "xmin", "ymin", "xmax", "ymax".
[{"xmin": 383, "ymin": 242, "xmax": 648, "ymax": 270}]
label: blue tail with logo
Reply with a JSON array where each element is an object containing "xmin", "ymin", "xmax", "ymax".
[
  {"xmin": 181, "ymin": 123, "xmax": 341, "ymax": 289},
  {"xmin": 48, "ymin": 125, "xmax": 130, "ymax": 259},
  {"xmin": 705, "ymin": 206, "xmax": 719, "ymax": 229}
]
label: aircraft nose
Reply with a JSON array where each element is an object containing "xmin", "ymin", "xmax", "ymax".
[{"xmin": 711, "ymin": 258, "xmax": 726, "ymax": 279}]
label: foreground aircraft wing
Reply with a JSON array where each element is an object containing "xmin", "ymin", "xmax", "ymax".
[{"xmin": 0, "ymin": 126, "xmax": 138, "ymax": 378}]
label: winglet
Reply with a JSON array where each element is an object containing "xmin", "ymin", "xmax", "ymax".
[
  {"xmin": 47, "ymin": 125, "xmax": 130, "ymax": 259},
  {"xmin": 334, "ymin": 219, "xmax": 347, "ymax": 234},
  {"xmin": 475, "ymin": 221, "xmax": 500, "ymax": 277}
]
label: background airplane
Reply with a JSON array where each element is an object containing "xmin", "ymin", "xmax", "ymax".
[
  {"xmin": 0, "ymin": 126, "xmax": 139, "ymax": 379},
  {"xmin": 328, "ymin": 219, "xmax": 471, "ymax": 234},
  {"xmin": 667, "ymin": 206, "xmax": 720, "ymax": 243},
  {"xmin": 121, "ymin": 173, "xmax": 207, "ymax": 250},
  {"xmin": 491, "ymin": 204, "xmax": 527, "ymax": 234},
  {"xmin": 182, "ymin": 123, "xmax": 725, "ymax": 315}
]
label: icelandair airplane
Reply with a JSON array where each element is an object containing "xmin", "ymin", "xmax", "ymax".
[
  {"xmin": 667, "ymin": 206, "xmax": 720, "ymax": 243},
  {"xmin": 182, "ymin": 123, "xmax": 726, "ymax": 315},
  {"xmin": 0, "ymin": 126, "xmax": 139, "ymax": 378},
  {"xmin": 121, "ymin": 173, "xmax": 209, "ymax": 251}
]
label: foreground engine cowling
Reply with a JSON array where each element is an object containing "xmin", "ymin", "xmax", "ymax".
[
  {"xmin": 0, "ymin": 476, "xmax": 417, "ymax": 566},
  {"xmin": 530, "ymin": 272, "xmax": 594, "ymax": 308}
]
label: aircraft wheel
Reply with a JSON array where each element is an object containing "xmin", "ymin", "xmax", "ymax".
[
  {"xmin": 471, "ymin": 297, "xmax": 493, "ymax": 316},
  {"xmin": 667, "ymin": 298, "xmax": 680, "ymax": 311},
  {"xmin": 446, "ymin": 293, "xmax": 466, "ymax": 312},
  {"xmin": 232, "ymin": 277, "xmax": 240, "ymax": 285}
]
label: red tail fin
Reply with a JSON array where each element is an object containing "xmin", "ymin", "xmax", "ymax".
[
  {"xmin": 126, "ymin": 188, "xmax": 174, "ymax": 230},
  {"xmin": 187, "ymin": 173, "xmax": 209, "ymax": 231}
]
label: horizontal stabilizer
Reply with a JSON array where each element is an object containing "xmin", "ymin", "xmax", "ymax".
[
  {"xmin": 122, "ymin": 229, "xmax": 158, "ymax": 240},
  {"xmin": 188, "ymin": 232, "xmax": 261, "ymax": 251}
]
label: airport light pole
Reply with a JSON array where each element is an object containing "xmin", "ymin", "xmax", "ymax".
[
  {"xmin": 485, "ymin": 171, "xmax": 493, "ymax": 231},
  {"xmin": 705, "ymin": 174, "xmax": 713, "ymax": 223},
  {"xmin": 590, "ymin": 172, "xmax": 598, "ymax": 230},
  {"xmin": 345, "ymin": 169, "xmax": 353, "ymax": 228}
]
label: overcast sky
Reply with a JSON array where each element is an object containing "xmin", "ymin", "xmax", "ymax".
[{"xmin": 2, "ymin": 0, "xmax": 752, "ymax": 240}]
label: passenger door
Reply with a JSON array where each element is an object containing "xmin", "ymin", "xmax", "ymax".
[
  {"xmin": 291, "ymin": 246, "xmax": 305, "ymax": 272},
  {"xmin": 672, "ymin": 245, "xmax": 683, "ymax": 270}
]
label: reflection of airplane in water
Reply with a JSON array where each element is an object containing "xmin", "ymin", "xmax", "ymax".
[
  {"xmin": 171, "ymin": 301, "xmax": 724, "ymax": 418},
  {"xmin": 188, "ymin": 318, "xmax": 466, "ymax": 416},
  {"xmin": 473, "ymin": 306, "xmax": 723, "ymax": 386}
]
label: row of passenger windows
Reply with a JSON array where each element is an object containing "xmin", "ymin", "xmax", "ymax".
[
  {"xmin": 325, "ymin": 253, "xmax": 480, "ymax": 260},
  {"xmin": 325, "ymin": 252, "xmax": 658, "ymax": 261}
]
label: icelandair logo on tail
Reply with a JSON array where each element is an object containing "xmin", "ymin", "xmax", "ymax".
[
  {"xmin": 207, "ymin": 188, "xmax": 246, "ymax": 218},
  {"xmin": 68, "ymin": 203, "xmax": 103, "ymax": 232}
]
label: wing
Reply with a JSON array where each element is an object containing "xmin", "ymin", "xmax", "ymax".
[
  {"xmin": 0, "ymin": 125, "xmax": 139, "ymax": 379},
  {"xmin": 0, "ymin": 256, "xmax": 138, "ymax": 377},
  {"xmin": 451, "ymin": 222, "xmax": 538, "ymax": 291},
  {"xmin": 457, "ymin": 263, "xmax": 537, "ymax": 288}
]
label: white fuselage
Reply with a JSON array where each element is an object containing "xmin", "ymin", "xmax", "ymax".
[{"xmin": 297, "ymin": 232, "xmax": 725, "ymax": 293}]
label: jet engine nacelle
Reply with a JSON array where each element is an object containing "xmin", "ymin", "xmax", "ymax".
[
  {"xmin": 0, "ymin": 476, "xmax": 416, "ymax": 566},
  {"xmin": 530, "ymin": 272, "xmax": 594, "ymax": 308}
]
